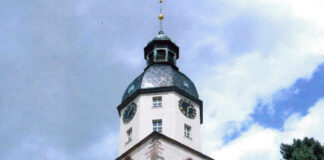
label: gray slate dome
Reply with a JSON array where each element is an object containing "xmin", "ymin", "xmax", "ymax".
[{"xmin": 122, "ymin": 64, "xmax": 199, "ymax": 102}]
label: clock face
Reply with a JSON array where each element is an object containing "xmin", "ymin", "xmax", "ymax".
[
  {"xmin": 178, "ymin": 99, "xmax": 196, "ymax": 119},
  {"xmin": 123, "ymin": 103, "xmax": 137, "ymax": 123}
]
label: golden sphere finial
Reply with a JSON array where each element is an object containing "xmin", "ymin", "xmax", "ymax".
[{"xmin": 158, "ymin": 14, "xmax": 164, "ymax": 20}]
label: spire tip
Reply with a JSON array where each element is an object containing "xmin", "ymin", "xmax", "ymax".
[{"xmin": 158, "ymin": 0, "xmax": 164, "ymax": 33}]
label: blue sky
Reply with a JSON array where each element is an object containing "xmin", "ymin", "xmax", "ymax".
[
  {"xmin": 1, "ymin": 0, "xmax": 324, "ymax": 159},
  {"xmin": 252, "ymin": 64, "xmax": 324, "ymax": 129}
]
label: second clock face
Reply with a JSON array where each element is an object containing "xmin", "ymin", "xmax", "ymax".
[
  {"xmin": 123, "ymin": 102, "xmax": 137, "ymax": 123},
  {"xmin": 178, "ymin": 99, "xmax": 196, "ymax": 119}
]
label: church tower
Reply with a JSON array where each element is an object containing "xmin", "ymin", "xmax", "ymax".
[{"xmin": 116, "ymin": 1, "xmax": 213, "ymax": 160}]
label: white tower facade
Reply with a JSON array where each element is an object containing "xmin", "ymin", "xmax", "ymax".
[
  {"xmin": 115, "ymin": 32, "xmax": 213, "ymax": 160},
  {"xmin": 118, "ymin": 91, "xmax": 201, "ymax": 154}
]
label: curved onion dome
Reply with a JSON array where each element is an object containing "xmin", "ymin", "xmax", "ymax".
[{"xmin": 122, "ymin": 64, "xmax": 199, "ymax": 102}]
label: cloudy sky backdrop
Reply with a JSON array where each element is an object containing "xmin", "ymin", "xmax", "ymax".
[{"xmin": 1, "ymin": 0, "xmax": 324, "ymax": 159}]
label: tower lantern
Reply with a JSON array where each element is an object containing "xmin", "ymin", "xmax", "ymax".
[{"xmin": 144, "ymin": 33, "xmax": 179, "ymax": 67}]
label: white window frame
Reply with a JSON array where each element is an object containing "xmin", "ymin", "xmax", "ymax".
[
  {"xmin": 153, "ymin": 120, "xmax": 162, "ymax": 133},
  {"xmin": 152, "ymin": 96, "xmax": 162, "ymax": 107},
  {"xmin": 184, "ymin": 124, "xmax": 191, "ymax": 138}
]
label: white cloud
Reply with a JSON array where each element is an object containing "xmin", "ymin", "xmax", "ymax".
[
  {"xmin": 211, "ymin": 99, "xmax": 324, "ymax": 160},
  {"xmin": 78, "ymin": 132, "xmax": 119, "ymax": 159},
  {"xmin": 289, "ymin": 0, "xmax": 324, "ymax": 29},
  {"xmin": 198, "ymin": 0, "xmax": 324, "ymax": 154},
  {"xmin": 2, "ymin": 132, "xmax": 119, "ymax": 160},
  {"xmin": 211, "ymin": 125, "xmax": 281, "ymax": 160},
  {"xmin": 283, "ymin": 99, "xmax": 324, "ymax": 142}
]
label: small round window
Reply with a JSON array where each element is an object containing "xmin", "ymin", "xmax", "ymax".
[
  {"xmin": 128, "ymin": 85, "xmax": 135, "ymax": 94},
  {"xmin": 184, "ymin": 81, "xmax": 190, "ymax": 88}
]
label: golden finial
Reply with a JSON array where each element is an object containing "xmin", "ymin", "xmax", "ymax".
[
  {"xmin": 158, "ymin": 0, "xmax": 164, "ymax": 34},
  {"xmin": 158, "ymin": 14, "xmax": 164, "ymax": 20}
]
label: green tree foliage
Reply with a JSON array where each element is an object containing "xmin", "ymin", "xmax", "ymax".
[{"xmin": 280, "ymin": 137, "xmax": 324, "ymax": 160}]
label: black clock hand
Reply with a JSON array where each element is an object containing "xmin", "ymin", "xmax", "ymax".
[
  {"xmin": 186, "ymin": 106, "xmax": 194, "ymax": 116},
  {"xmin": 128, "ymin": 107, "xmax": 133, "ymax": 118},
  {"xmin": 126, "ymin": 108, "xmax": 130, "ymax": 118},
  {"xmin": 125, "ymin": 108, "xmax": 130, "ymax": 119}
]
